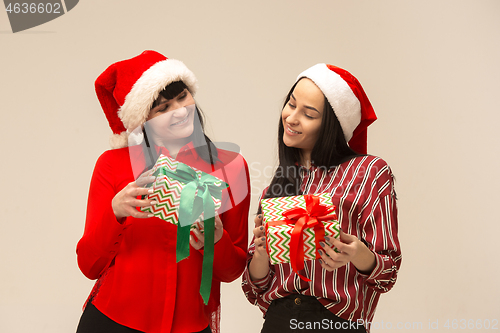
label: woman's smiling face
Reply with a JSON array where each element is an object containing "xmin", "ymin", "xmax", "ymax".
[
  {"xmin": 146, "ymin": 88, "xmax": 196, "ymax": 145},
  {"xmin": 282, "ymin": 78, "xmax": 324, "ymax": 156}
]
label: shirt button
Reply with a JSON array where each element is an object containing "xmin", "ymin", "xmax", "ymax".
[{"xmin": 294, "ymin": 297, "xmax": 301, "ymax": 305}]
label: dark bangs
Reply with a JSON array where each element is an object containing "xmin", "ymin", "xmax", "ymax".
[{"xmin": 152, "ymin": 81, "xmax": 188, "ymax": 107}]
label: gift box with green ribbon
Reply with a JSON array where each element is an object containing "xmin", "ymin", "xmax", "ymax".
[
  {"xmin": 141, "ymin": 154, "xmax": 228, "ymax": 303},
  {"xmin": 261, "ymin": 193, "xmax": 340, "ymax": 281}
]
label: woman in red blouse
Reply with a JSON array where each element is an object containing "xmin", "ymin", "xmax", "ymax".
[
  {"xmin": 76, "ymin": 51, "xmax": 250, "ymax": 333},
  {"xmin": 242, "ymin": 64, "xmax": 401, "ymax": 332}
]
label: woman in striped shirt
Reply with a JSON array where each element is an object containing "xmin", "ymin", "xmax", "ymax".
[{"xmin": 242, "ymin": 64, "xmax": 401, "ymax": 332}]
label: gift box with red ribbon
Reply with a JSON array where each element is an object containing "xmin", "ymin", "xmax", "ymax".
[{"xmin": 261, "ymin": 193, "xmax": 340, "ymax": 280}]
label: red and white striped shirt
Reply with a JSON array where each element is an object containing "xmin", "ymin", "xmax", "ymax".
[{"xmin": 242, "ymin": 155, "xmax": 401, "ymax": 329}]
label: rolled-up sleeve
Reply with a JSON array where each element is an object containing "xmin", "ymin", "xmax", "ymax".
[{"xmin": 358, "ymin": 163, "xmax": 401, "ymax": 293}]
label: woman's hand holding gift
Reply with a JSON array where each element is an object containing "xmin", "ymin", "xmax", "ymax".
[
  {"xmin": 112, "ymin": 170, "xmax": 157, "ymax": 220},
  {"xmin": 317, "ymin": 230, "xmax": 376, "ymax": 275},
  {"xmin": 190, "ymin": 213, "xmax": 224, "ymax": 250},
  {"xmin": 248, "ymin": 214, "xmax": 271, "ymax": 281}
]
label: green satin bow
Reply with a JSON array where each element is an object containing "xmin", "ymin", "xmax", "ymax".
[{"xmin": 153, "ymin": 162, "xmax": 228, "ymax": 304}]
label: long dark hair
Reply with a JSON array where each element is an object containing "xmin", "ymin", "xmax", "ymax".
[
  {"xmin": 141, "ymin": 81, "xmax": 219, "ymax": 170},
  {"xmin": 262, "ymin": 78, "xmax": 359, "ymax": 201}
]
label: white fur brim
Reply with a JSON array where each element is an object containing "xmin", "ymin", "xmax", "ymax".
[
  {"xmin": 297, "ymin": 64, "xmax": 360, "ymax": 141},
  {"xmin": 118, "ymin": 59, "xmax": 198, "ymax": 133}
]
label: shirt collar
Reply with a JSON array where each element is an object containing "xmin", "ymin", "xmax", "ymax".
[{"xmin": 155, "ymin": 141, "xmax": 200, "ymax": 161}]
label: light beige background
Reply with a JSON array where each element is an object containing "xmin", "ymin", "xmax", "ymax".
[{"xmin": 1, "ymin": 1, "xmax": 499, "ymax": 332}]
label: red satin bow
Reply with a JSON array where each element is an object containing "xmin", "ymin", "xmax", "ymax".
[{"xmin": 283, "ymin": 195, "xmax": 337, "ymax": 281}]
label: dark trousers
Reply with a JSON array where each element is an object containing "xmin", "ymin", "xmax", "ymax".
[
  {"xmin": 261, "ymin": 295, "xmax": 366, "ymax": 333},
  {"xmin": 76, "ymin": 302, "xmax": 211, "ymax": 333}
]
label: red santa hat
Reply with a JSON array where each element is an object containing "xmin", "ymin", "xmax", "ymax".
[
  {"xmin": 296, "ymin": 64, "xmax": 377, "ymax": 154},
  {"xmin": 95, "ymin": 50, "xmax": 198, "ymax": 149}
]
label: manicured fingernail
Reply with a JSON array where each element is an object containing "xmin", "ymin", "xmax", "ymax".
[
  {"xmin": 150, "ymin": 201, "xmax": 157, "ymax": 205},
  {"xmin": 319, "ymin": 259, "xmax": 323, "ymax": 264},
  {"xmin": 148, "ymin": 214, "xmax": 154, "ymax": 217},
  {"xmin": 148, "ymin": 189, "xmax": 154, "ymax": 193},
  {"xmin": 261, "ymin": 237, "xmax": 265, "ymax": 242},
  {"xmin": 325, "ymin": 236, "xmax": 330, "ymax": 241},
  {"xmin": 319, "ymin": 242, "xmax": 325, "ymax": 247},
  {"xmin": 260, "ymin": 226, "xmax": 263, "ymax": 231},
  {"xmin": 318, "ymin": 249, "xmax": 323, "ymax": 255},
  {"xmin": 258, "ymin": 214, "xmax": 262, "ymax": 218}
]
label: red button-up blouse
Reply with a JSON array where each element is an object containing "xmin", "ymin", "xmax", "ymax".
[{"xmin": 77, "ymin": 142, "xmax": 250, "ymax": 333}]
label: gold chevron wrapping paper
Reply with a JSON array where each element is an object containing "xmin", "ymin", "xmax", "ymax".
[
  {"xmin": 141, "ymin": 154, "xmax": 224, "ymax": 230},
  {"xmin": 261, "ymin": 193, "xmax": 340, "ymax": 265}
]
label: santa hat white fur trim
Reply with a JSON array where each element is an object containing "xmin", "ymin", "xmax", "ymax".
[
  {"xmin": 119, "ymin": 59, "xmax": 198, "ymax": 133},
  {"xmin": 297, "ymin": 64, "xmax": 361, "ymax": 141}
]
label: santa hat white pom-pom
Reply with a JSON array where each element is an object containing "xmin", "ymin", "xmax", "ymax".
[{"xmin": 109, "ymin": 132, "xmax": 129, "ymax": 149}]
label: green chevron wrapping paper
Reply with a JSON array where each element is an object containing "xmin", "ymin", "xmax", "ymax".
[
  {"xmin": 261, "ymin": 193, "xmax": 340, "ymax": 265},
  {"xmin": 141, "ymin": 154, "xmax": 225, "ymax": 229}
]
